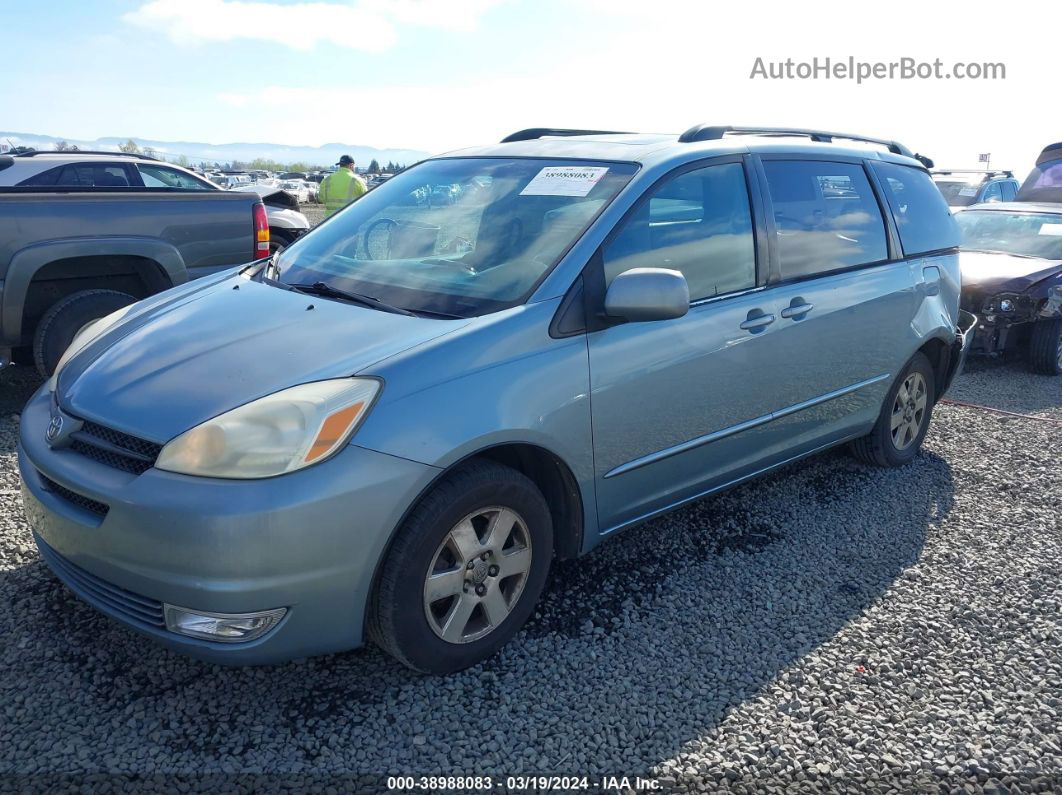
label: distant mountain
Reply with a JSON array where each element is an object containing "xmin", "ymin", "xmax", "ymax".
[{"xmin": 0, "ymin": 131, "xmax": 431, "ymax": 168}]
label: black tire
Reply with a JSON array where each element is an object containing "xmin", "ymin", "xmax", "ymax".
[
  {"xmin": 849, "ymin": 352, "xmax": 936, "ymax": 468},
  {"xmin": 1028, "ymin": 318, "xmax": 1062, "ymax": 376},
  {"xmin": 269, "ymin": 230, "xmax": 293, "ymax": 255},
  {"xmin": 368, "ymin": 460, "xmax": 553, "ymax": 674},
  {"xmin": 33, "ymin": 289, "xmax": 136, "ymax": 378}
]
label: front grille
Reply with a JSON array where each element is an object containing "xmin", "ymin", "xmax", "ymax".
[
  {"xmin": 68, "ymin": 420, "xmax": 162, "ymax": 475},
  {"xmin": 36, "ymin": 537, "xmax": 165, "ymax": 628},
  {"xmin": 39, "ymin": 473, "xmax": 109, "ymax": 518}
]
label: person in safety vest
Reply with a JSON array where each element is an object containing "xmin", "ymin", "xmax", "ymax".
[{"xmin": 319, "ymin": 154, "xmax": 367, "ymax": 217}]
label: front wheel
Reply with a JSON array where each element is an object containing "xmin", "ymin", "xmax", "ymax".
[
  {"xmin": 1028, "ymin": 318, "xmax": 1062, "ymax": 375},
  {"xmin": 368, "ymin": 460, "xmax": 552, "ymax": 673},
  {"xmin": 849, "ymin": 352, "xmax": 936, "ymax": 467}
]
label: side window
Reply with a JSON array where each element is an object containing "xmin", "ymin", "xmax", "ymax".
[
  {"xmin": 138, "ymin": 164, "xmax": 212, "ymax": 189},
  {"xmin": 18, "ymin": 163, "xmax": 132, "ymax": 187},
  {"xmin": 602, "ymin": 162, "xmax": 756, "ymax": 301},
  {"xmin": 17, "ymin": 165, "xmax": 63, "ymax": 186},
  {"xmin": 871, "ymin": 162, "xmax": 961, "ymax": 257},
  {"xmin": 762, "ymin": 160, "xmax": 888, "ymax": 279},
  {"xmin": 61, "ymin": 163, "xmax": 132, "ymax": 187},
  {"xmin": 999, "ymin": 181, "xmax": 1017, "ymax": 202},
  {"xmin": 981, "ymin": 182, "xmax": 1003, "ymax": 203}
]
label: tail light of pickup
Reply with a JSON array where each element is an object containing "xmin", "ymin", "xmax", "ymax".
[{"xmin": 253, "ymin": 202, "xmax": 270, "ymax": 259}]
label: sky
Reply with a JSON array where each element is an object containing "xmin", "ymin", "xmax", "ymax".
[{"xmin": 1, "ymin": 0, "xmax": 1055, "ymax": 174}]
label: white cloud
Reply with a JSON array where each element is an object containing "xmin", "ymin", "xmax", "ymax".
[
  {"xmin": 123, "ymin": 0, "xmax": 502, "ymax": 50},
  {"xmin": 362, "ymin": 0, "xmax": 502, "ymax": 32}
]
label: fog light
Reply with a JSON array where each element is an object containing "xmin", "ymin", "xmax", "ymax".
[{"xmin": 164, "ymin": 605, "xmax": 286, "ymax": 643}]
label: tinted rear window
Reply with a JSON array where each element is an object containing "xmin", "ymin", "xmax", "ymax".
[
  {"xmin": 18, "ymin": 163, "xmax": 133, "ymax": 188},
  {"xmin": 872, "ymin": 162, "xmax": 960, "ymax": 256},
  {"xmin": 762, "ymin": 160, "xmax": 888, "ymax": 279}
]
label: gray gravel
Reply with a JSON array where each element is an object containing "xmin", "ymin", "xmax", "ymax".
[
  {"xmin": 0, "ymin": 363, "xmax": 1059, "ymax": 792},
  {"xmin": 948, "ymin": 355, "xmax": 1062, "ymax": 420}
]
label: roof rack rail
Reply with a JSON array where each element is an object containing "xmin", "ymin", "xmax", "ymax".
[
  {"xmin": 932, "ymin": 169, "xmax": 1014, "ymax": 178},
  {"xmin": 500, "ymin": 128, "xmax": 632, "ymax": 143},
  {"xmin": 678, "ymin": 125, "xmax": 934, "ymax": 168},
  {"xmin": 13, "ymin": 149, "xmax": 160, "ymax": 161}
]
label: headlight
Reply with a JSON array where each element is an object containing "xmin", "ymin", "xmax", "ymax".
[
  {"xmin": 999, "ymin": 298, "xmax": 1014, "ymax": 312},
  {"xmin": 155, "ymin": 378, "xmax": 380, "ymax": 478},
  {"xmin": 48, "ymin": 304, "xmax": 135, "ymax": 391}
]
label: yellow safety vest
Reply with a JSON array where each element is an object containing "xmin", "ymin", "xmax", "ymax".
[{"xmin": 320, "ymin": 168, "xmax": 366, "ymax": 217}]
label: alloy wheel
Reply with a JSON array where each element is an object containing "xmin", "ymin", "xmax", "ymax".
[
  {"xmin": 890, "ymin": 372, "xmax": 928, "ymax": 450},
  {"xmin": 423, "ymin": 507, "xmax": 532, "ymax": 644}
]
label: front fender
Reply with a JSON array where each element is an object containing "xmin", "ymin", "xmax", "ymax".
[{"xmin": 353, "ymin": 300, "xmax": 599, "ymax": 549}]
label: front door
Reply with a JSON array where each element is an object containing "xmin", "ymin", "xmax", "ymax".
[{"xmin": 588, "ymin": 160, "xmax": 789, "ymax": 532}]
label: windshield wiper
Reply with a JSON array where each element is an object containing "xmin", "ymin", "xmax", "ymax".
[
  {"xmin": 286, "ymin": 281, "xmax": 417, "ymax": 316},
  {"xmin": 406, "ymin": 307, "xmax": 467, "ymax": 319}
]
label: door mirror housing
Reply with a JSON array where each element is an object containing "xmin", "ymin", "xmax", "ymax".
[{"xmin": 603, "ymin": 268, "xmax": 690, "ymax": 323}]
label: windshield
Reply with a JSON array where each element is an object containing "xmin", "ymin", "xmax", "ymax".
[
  {"xmin": 933, "ymin": 178, "xmax": 982, "ymax": 207},
  {"xmin": 955, "ymin": 210, "xmax": 1062, "ymax": 259},
  {"xmin": 275, "ymin": 157, "xmax": 638, "ymax": 317}
]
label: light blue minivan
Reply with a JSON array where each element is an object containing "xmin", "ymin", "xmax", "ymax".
[{"xmin": 20, "ymin": 126, "xmax": 974, "ymax": 672}]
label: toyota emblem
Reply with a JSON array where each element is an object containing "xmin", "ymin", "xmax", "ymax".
[{"xmin": 46, "ymin": 415, "xmax": 63, "ymax": 444}]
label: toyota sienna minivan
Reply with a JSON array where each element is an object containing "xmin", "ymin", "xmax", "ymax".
[{"xmin": 19, "ymin": 125, "xmax": 975, "ymax": 673}]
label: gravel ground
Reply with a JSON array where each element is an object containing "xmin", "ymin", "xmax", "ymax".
[
  {"xmin": 301, "ymin": 202, "xmax": 326, "ymax": 228},
  {"xmin": 0, "ymin": 361, "xmax": 1059, "ymax": 792}
]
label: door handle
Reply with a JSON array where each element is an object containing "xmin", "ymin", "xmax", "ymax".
[
  {"xmin": 780, "ymin": 300, "xmax": 814, "ymax": 319},
  {"xmin": 739, "ymin": 310, "xmax": 775, "ymax": 332}
]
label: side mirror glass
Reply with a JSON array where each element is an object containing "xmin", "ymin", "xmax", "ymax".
[{"xmin": 604, "ymin": 267, "xmax": 690, "ymax": 323}]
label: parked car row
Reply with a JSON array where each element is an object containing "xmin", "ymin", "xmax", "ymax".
[{"xmin": 6, "ymin": 127, "xmax": 1060, "ymax": 676}]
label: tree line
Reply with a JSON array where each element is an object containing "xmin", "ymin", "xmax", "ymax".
[{"xmin": 49, "ymin": 139, "xmax": 405, "ymax": 174}]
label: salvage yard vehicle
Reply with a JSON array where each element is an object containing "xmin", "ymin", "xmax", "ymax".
[
  {"xmin": 0, "ymin": 151, "xmax": 269, "ymax": 376},
  {"xmin": 231, "ymin": 183, "xmax": 312, "ymax": 252},
  {"xmin": 19, "ymin": 126, "xmax": 974, "ymax": 673},
  {"xmin": 2, "ymin": 150, "xmax": 310, "ymax": 273},
  {"xmin": 932, "ymin": 169, "xmax": 1020, "ymax": 207},
  {"xmin": 1017, "ymin": 142, "xmax": 1062, "ymax": 202},
  {"xmin": 954, "ymin": 202, "xmax": 1062, "ymax": 374}
]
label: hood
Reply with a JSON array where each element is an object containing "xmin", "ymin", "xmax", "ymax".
[
  {"xmin": 959, "ymin": 250, "xmax": 1062, "ymax": 294},
  {"xmin": 59, "ymin": 276, "xmax": 468, "ymax": 443}
]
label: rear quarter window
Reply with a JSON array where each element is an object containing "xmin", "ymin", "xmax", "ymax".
[{"xmin": 872, "ymin": 162, "xmax": 960, "ymax": 257}]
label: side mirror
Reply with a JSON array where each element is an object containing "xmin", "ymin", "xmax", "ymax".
[{"xmin": 604, "ymin": 268, "xmax": 690, "ymax": 323}]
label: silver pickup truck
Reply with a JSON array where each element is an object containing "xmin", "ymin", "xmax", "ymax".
[{"xmin": 0, "ymin": 153, "xmax": 267, "ymax": 374}]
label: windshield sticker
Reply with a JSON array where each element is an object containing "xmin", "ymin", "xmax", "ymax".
[
  {"xmin": 958, "ymin": 186, "xmax": 979, "ymax": 197},
  {"xmin": 520, "ymin": 166, "xmax": 610, "ymax": 197},
  {"xmin": 1038, "ymin": 223, "xmax": 1062, "ymax": 236}
]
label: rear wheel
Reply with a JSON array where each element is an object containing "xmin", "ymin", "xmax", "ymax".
[
  {"xmin": 368, "ymin": 460, "xmax": 552, "ymax": 673},
  {"xmin": 1028, "ymin": 318, "xmax": 1062, "ymax": 375},
  {"xmin": 33, "ymin": 289, "xmax": 136, "ymax": 377},
  {"xmin": 849, "ymin": 352, "xmax": 936, "ymax": 467}
]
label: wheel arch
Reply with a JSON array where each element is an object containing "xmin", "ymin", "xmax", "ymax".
[
  {"xmin": 2, "ymin": 238, "xmax": 185, "ymax": 345},
  {"xmin": 917, "ymin": 335, "xmax": 951, "ymax": 401},
  {"xmin": 362, "ymin": 440, "xmax": 587, "ymax": 632}
]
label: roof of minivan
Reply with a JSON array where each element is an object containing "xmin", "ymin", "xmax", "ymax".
[{"xmin": 439, "ymin": 132, "xmax": 926, "ymax": 169}]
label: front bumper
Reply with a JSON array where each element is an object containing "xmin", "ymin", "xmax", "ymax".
[{"xmin": 18, "ymin": 385, "xmax": 439, "ymax": 664}]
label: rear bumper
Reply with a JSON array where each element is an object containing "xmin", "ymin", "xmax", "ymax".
[{"xmin": 940, "ymin": 310, "xmax": 977, "ymax": 396}]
